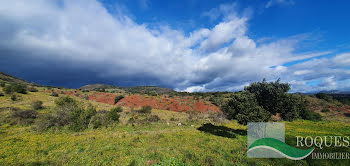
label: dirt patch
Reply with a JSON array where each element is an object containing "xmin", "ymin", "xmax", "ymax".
[
  {"xmin": 45, "ymin": 91, "xmax": 221, "ymax": 112},
  {"xmin": 116, "ymin": 95, "xmax": 220, "ymax": 112}
]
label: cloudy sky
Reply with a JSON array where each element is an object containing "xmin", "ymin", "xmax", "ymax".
[{"xmin": 0, "ymin": 0, "xmax": 349, "ymax": 92}]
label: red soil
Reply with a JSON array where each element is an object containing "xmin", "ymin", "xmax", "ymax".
[
  {"xmin": 46, "ymin": 90, "xmax": 221, "ymax": 112},
  {"xmin": 116, "ymin": 95, "xmax": 221, "ymax": 112}
]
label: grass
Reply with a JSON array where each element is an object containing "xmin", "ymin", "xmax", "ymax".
[{"xmin": 0, "ymin": 87, "xmax": 350, "ymax": 165}]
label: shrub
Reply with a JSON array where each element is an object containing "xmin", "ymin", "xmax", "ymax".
[
  {"xmin": 114, "ymin": 95, "xmax": 124, "ymax": 104},
  {"xmin": 145, "ymin": 115, "xmax": 160, "ymax": 122},
  {"xmin": 0, "ymin": 91, "xmax": 4, "ymax": 96},
  {"xmin": 138, "ymin": 106, "xmax": 152, "ymax": 114},
  {"xmin": 34, "ymin": 103, "xmax": 97, "ymax": 131},
  {"xmin": 11, "ymin": 94, "xmax": 17, "ymax": 101},
  {"xmin": 50, "ymin": 91, "xmax": 59, "ymax": 97},
  {"xmin": 279, "ymin": 94, "xmax": 309, "ymax": 121},
  {"xmin": 321, "ymin": 108, "xmax": 330, "ymax": 113},
  {"xmin": 110, "ymin": 107, "xmax": 123, "ymax": 113},
  {"xmin": 27, "ymin": 86, "xmax": 38, "ymax": 92},
  {"xmin": 244, "ymin": 78, "xmax": 290, "ymax": 115},
  {"xmin": 4, "ymin": 84, "xmax": 27, "ymax": 94},
  {"xmin": 315, "ymin": 93, "xmax": 333, "ymax": 102},
  {"xmin": 222, "ymin": 92, "xmax": 270, "ymax": 125},
  {"xmin": 31, "ymin": 100, "xmax": 43, "ymax": 110},
  {"xmin": 0, "ymin": 81, "xmax": 5, "ymax": 87},
  {"xmin": 11, "ymin": 109, "xmax": 38, "ymax": 125},
  {"xmin": 55, "ymin": 96, "xmax": 77, "ymax": 107},
  {"xmin": 108, "ymin": 107, "xmax": 122, "ymax": 122},
  {"xmin": 300, "ymin": 109, "xmax": 322, "ymax": 121},
  {"xmin": 96, "ymin": 88, "xmax": 105, "ymax": 92},
  {"xmin": 88, "ymin": 110, "xmax": 111, "ymax": 129},
  {"xmin": 69, "ymin": 105, "xmax": 96, "ymax": 131}
]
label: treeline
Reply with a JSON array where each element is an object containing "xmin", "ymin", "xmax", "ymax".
[{"xmin": 313, "ymin": 93, "xmax": 350, "ymax": 106}]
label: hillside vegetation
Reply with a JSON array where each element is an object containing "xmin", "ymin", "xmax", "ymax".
[{"xmin": 0, "ymin": 72, "xmax": 349, "ymax": 165}]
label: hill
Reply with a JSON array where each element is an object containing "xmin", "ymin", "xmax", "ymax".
[
  {"xmin": 80, "ymin": 84, "xmax": 175, "ymax": 95},
  {"xmin": 0, "ymin": 72, "xmax": 36, "ymax": 86},
  {"xmin": 79, "ymin": 84, "xmax": 117, "ymax": 90}
]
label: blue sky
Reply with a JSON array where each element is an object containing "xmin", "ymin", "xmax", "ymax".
[{"xmin": 0, "ymin": 0, "xmax": 349, "ymax": 92}]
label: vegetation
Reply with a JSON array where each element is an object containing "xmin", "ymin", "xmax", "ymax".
[
  {"xmin": 108, "ymin": 107, "xmax": 122, "ymax": 122},
  {"xmin": 11, "ymin": 94, "xmax": 18, "ymax": 101},
  {"xmin": 114, "ymin": 95, "xmax": 124, "ymax": 104},
  {"xmin": 0, "ymin": 81, "xmax": 5, "ymax": 87},
  {"xmin": 11, "ymin": 109, "xmax": 38, "ymax": 125},
  {"xmin": 3, "ymin": 84, "xmax": 27, "ymax": 94},
  {"xmin": 31, "ymin": 100, "xmax": 43, "ymax": 110},
  {"xmin": 138, "ymin": 105, "xmax": 152, "ymax": 114},
  {"xmin": 50, "ymin": 91, "xmax": 59, "ymax": 97},
  {"xmin": 222, "ymin": 92, "xmax": 270, "ymax": 125},
  {"xmin": 27, "ymin": 86, "xmax": 38, "ymax": 92},
  {"xmin": 222, "ymin": 79, "xmax": 321, "ymax": 125},
  {"xmin": 0, "ymin": 73, "xmax": 349, "ymax": 165}
]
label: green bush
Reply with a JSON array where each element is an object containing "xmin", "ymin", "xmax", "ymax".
[
  {"xmin": 27, "ymin": 86, "xmax": 38, "ymax": 92},
  {"xmin": 31, "ymin": 100, "xmax": 43, "ymax": 110},
  {"xmin": 11, "ymin": 94, "xmax": 17, "ymax": 101},
  {"xmin": 50, "ymin": 91, "xmax": 59, "ymax": 97},
  {"xmin": 88, "ymin": 110, "xmax": 112, "ymax": 129},
  {"xmin": 69, "ymin": 105, "xmax": 96, "ymax": 131},
  {"xmin": 114, "ymin": 95, "xmax": 124, "ymax": 104},
  {"xmin": 321, "ymin": 108, "xmax": 330, "ymax": 113},
  {"xmin": 138, "ymin": 106, "xmax": 152, "ymax": 114},
  {"xmin": 222, "ymin": 92, "xmax": 270, "ymax": 125},
  {"xmin": 244, "ymin": 78, "xmax": 290, "ymax": 115},
  {"xmin": 0, "ymin": 91, "xmax": 4, "ymax": 96},
  {"xmin": 96, "ymin": 88, "xmax": 105, "ymax": 92},
  {"xmin": 108, "ymin": 107, "xmax": 122, "ymax": 122},
  {"xmin": 34, "ymin": 103, "xmax": 97, "ymax": 131},
  {"xmin": 0, "ymin": 81, "xmax": 5, "ymax": 87},
  {"xmin": 145, "ymin": 115, "xmax": 160, "ymax": 122},
  {"xmin": 11, "ymin": 109, "xmax": 38, "ymax": 125},
  {"xmin": 279, "ymin": 94, "xmax": 309, "ymax": 121},
  {"xmin": 300, "ymin": 109, "xmax": 322, "ymax": 121},
  {"xmin": 55, "ymin": 96, "xmax": 77, "ymax": 107},
  {"xmin": 4, "ymin": 84, "xmax": 27, "ymax": 94},
  {"xmin": 315, "ymin": 93, "xmax": 333, "ymax": 102}
]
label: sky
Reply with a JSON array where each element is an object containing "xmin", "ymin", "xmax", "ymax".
[{"xmin": 0, "ymin": 0, "xmax": 349, "ymax": 92}]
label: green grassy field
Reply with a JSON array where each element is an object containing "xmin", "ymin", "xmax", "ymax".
[{"xmin": 0, "ymin": 87, "xmax": 350, "ymax": 165}]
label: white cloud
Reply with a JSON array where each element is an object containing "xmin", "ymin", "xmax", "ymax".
[{"xmin": 0, "ymin": 0, "xmax": 348, "ymax": 92}]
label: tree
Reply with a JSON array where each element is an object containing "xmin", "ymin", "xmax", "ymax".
[
  {"xmin": 222, "ymin": 79, "xmax": 320, "ymax": 124},
  {"xmin": 244, "ymin": 78, "xmax": 290, "ymax": 115},
  {"xmin": 222, "ymin": 92, "xmax": 271, "ymax": 125}
]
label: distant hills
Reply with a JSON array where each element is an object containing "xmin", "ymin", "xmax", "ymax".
[
  {"xmin": 1, "ymin": 71, "xmax": 349, "ymax": 95},
  {"xmin": 319, "ymin": 90, "xmax": 350, "ymax": 94},
  {"xmin": 0, "ymin": 72, "xmax": 36, "ymax": 86},
  {"xmin": 79, "ymin": 84, "xmax": 175, "ymax": 95}
]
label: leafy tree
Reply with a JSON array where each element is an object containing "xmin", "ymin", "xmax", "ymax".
[
  {"xmin": 244, "ymin": 78, "xmax": 290, "ymax": 115},
  {"xmin": 222, "ymin": 92, "xmax": 270, "ymax": 125},
  {"xmin": 223, "ymin": 79, "xmax": 321, "ymax": 124}
]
